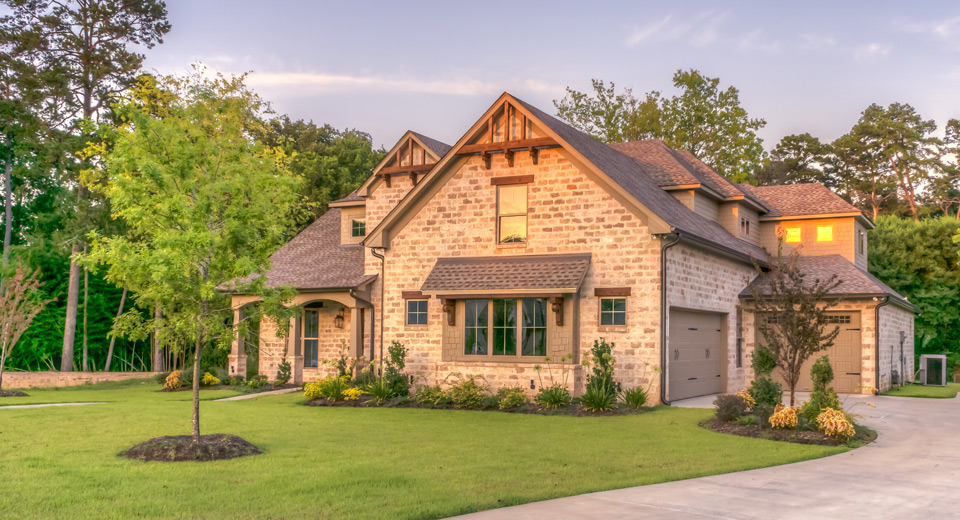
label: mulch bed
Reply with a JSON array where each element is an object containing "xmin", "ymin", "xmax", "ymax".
[
  {"xmin": 161, "ymin": 384, "xmax": 296, "ymax": 393},
  {"xmin": 0, "ymin": 390, "xmax": 29, "ymax": 397},
  {"xmin": 303, "ymin": 395, "xmax": 647, "ymax": 416},
  {"xmin": 121, "ymin": 434, "xmax": 261, "ymax": 462},
  {"xmin": 702, "ymin": 418, "xmax": 877, "ymax": 447}
]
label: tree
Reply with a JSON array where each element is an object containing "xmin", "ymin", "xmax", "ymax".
[
  {"xmin": 929, "ymin": 119, "xmax": 960, "ymax": 218},
  {"xmin": 747, "ymin": 243, "xmax": 843, "ymax": 406},
  {"xmin": 832, "ymin": 128, "xmax": 897, "ymax": 220},
  {"xmin": 756, "ymin": 133, "xmax": 834, "ymax": 187},
  {"xmin": 0, "ymin": 264, "xmax": 51, "ymax": 393},
  {"xmin": 1, "ymin": 0, "xmax": 171, "ymax": 371},
  {"xmin": 85, "ymin": 71, "xmax": 299, "ymax": 443},
  {"xmin": 554, "ymin": 70, "xmax": 766, "ymax": 182}
]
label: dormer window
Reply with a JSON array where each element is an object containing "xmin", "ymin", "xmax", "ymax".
[
  {"xmin": 817, "ymin": 225, "xmax": 833, "ymax": 242},
  {"xmin": 739, "ymin": 217, "xmax": 750, "ymax": 235},
  {"xmin": 351, "ymin": 219, "xmax": 366, "ymax": 237},
  {"xmin": 785, "ymin": 227, "xmax": 801, "ymax": 243},
  {"xmin": 497, "ymin": 184, "xmax": 527, "ymax": 244}
]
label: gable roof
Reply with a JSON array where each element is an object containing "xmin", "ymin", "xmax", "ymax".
[
  {"xmin": 410, "ymin": 131, "xmax": 452, "ymax": 158},
  {"xmin": 358, "ymin": 130, "xmax": 451, "ymax": 196},
  {"xmin": 738, "ymin": 183, "xmax": 869, "ymax": 225},
  {"xmin": 329, "ymin": 189, "xmax": 364, "ymax": 207},
  {"xmin": 420, "ymin": 253, "xmax": 591, "ymax": 295},
  {"xmin": 740, "ymin": 255, "xmax": 916, "ymax": 312},
  {"xmin": 231, "ymin": 208, "xmax": 373, "ymax": 291}
]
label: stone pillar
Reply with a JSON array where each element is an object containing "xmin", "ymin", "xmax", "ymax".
[
  {"xmin": 228, "ymin": 307, "xmax": 247, "ymax": 378},
  {"xmin": 292, "ymin": 315, "xmax": 303, "ymax": 384},
  {"xmin": 349, "ymin": 306, "xmax": 363, "ymax": 358}
]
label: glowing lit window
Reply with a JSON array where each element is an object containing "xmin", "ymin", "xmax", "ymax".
[
  {"xmin": 817, "ymin": 225, "xmax": 833, "ymax": 242},
  {"xmin": 785, "ymin": 227, "xmax": 801, "ymax": 243}
]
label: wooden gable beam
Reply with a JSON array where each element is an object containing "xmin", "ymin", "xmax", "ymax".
[{"xmin": 379, "ymin": 163, "xmax": 435, "ymax": 175}]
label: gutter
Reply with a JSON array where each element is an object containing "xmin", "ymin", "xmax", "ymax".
[
  {"xmin": 874, "ymin": 296, "xmax": 890, "ymax": 395},
  {"xmin": 657, "ymin": 232, "xmax": 683, "ymax": 406},
  {"xmin": 370, "ymin": 247, "xmax": 387, "ymax": 366}
]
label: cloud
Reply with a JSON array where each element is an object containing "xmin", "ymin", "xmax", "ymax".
[
  {"xmin": 854, "ymin": 42, "xmax": 891, "ymax": 60},
  {"xmin": 625, "ymin": 11, "xmax": 727, "ymax": 48},
  {"xmin": 799, "ymin": 33, "xmax": 837, "ymax": 51},
  {"xmin": 737, "ymin": 29, "xmax": 780, "ymax": 54},
  {"xmin": 242, "ymin": 71, "xmax": 562, "ymax": 97}
]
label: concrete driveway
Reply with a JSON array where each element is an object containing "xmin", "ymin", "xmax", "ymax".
[{"xmin": 456, "ymin": 393, "xmax": 960, "ymax": 519}]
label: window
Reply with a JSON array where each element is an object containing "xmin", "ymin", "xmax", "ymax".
[
  {"xmin": 859, "ymin": 230, "xmax": 865, "ymax": 254},
  {"xmin": 497, "ymin": 184, "xmax": 527, "ymax": 244},
  {"xmin": 464, "ymin": 298, "xmax": 547, "ymax": 358},
  {"xmin": 303, "ymin": 306, "xmax": 320, "ymax": 368},
  {"xmin": 599, "ymin": 298, "xmax": 626, "ymax": 326},
  {"xmin": 351, "ymin": 219, "xmax": 365, "ymax": 237},
  {"xmin": 817, "ymin": 225, "xmax": 833, "ymax": 242},
  {"xmin": 464, "ymin": 299, "xmax": 488, "ymax": 355},
  {"xmin": 785, "ymin": 227, "xmax": 801, "ymax": 243},
  {"xmin": 826, "ymin": 314, "xmax": 852, "ymax": 324},
  {"xmin": 739, "ymin": 217, "xmax": 750, "ymax": 235},
  {"xmin": 406, "ymin": 300, "xmax": 428, "ymax": 325}
]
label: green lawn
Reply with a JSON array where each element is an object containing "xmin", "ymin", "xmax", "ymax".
[
  {"xmin": 0, "ymin": 381, "xmax": 847, "ymax": 520},
  {"xmin": 882, "ymin": 382, "xmax": 960, "ymax": 399}
]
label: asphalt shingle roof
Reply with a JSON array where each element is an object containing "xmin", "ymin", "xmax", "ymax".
[
  {"xmin": 331, "ymin": 190, "xmax": 363, "ymax": 204},
  {"xmin": 421, "ymin": 253, "xmax": 591, "ymax": 293},
  {"xmin": 411, "ymin": 131, "xmax": 452, "ymax": 158},
  {"xmin": 738, "ymin": 183, "xmax": 861, "ymax": 218}
]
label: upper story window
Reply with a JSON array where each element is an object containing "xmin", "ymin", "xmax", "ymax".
[
  {"xmin": 785, "ymin": 227, "xmax": 801, "ymax": 243},
  {"xmin": 739, "ymin": 217, "xmax": 750, "ymax": 235},
  {"xmin": 817, "ymin": 225, "xmax": 833, "ymax": 242},
  {"xmin": 351, "ymin": 219, "xmax": 366, "ymax": 237},
  {"xmin": 497, "ymin": 184, "xmax": 527, "ymax": 244}
]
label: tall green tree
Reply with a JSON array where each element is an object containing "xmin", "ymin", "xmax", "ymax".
[
  {"xmin": 930, "ymin": 118, "xmax": 960, "ymax": 218},
  {"xmin": 756, "ymin": 133, "xmax": 834, "ymax": 187},
  {"xmin": 85, "ymin": 71, "xmax": 300, "ymax": 442},
  {"xmin": 554, "ymin": 70, "xmax": 766, "ymax": 182},
  {"xmin": 1, "ymin": 0, "xmax": 171, "ymax": 371}
]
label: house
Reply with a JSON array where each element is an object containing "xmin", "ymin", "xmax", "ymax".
[{"xmin": 227, "ymin": 93, "xmax": 916, "ymax": 403}]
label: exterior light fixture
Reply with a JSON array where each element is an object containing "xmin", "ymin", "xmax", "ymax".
[
  {"xmin": 530, "ymin": 379, "xmax": 535, "ymax": 390},
  {"xmin": 334, "ymin": 307, "xmax": 345, "ymax": 329}
]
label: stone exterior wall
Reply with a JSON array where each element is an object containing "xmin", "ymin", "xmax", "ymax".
[
  {"xmin": 2, "ymin": 371, "xmax": 158, "ymax": 389},
  {"xmin": 878, "ymin": 303, "xmax": 915, "ymax": 392},
  {"xmin": 376, "ymin": 147, "xmax": 663, "ymax": 397},
  {"xmin": 666, "ymin": 244, "xmax": 757, "ymax": 397}
]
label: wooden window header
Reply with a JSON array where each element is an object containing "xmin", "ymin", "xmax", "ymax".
[
  {"xmin": 491, "ymin": 175, "xmax": 534, "ymax": 186},
  {"xmin": 401, "ymin": 291, "xmax": 430, "ymax": 300},
  {"xmin": 594, "ymin": 287, "xmax": 632, "ymax": 297}
]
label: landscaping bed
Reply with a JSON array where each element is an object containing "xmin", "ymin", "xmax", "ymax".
[
  {"xmin": 303, "ymin": 394, "xmax": 649, "ymax": 416},
  {"xmin": 702, "ymin": 417, "xmax": 877, "ymax": 447},
  {"xmin": 0, "ymin": 390, "xmax": 29, "ymax": 397},
  {"xmin": 121, "ymin": 433, "xmax": 261, "ymax": 462}
]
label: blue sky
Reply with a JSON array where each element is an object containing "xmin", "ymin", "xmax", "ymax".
[{"xmin": 145, "ymin": 1, "xmax": 960, "ymax": 149}]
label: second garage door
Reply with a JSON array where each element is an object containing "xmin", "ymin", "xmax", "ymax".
[
  {"xmin": 669, "ymin": 310, "xmax": 724, "ymax": 401},
  {"xmin": 769, "ymin": 312, "xmax": 862, "ymax": 394}
]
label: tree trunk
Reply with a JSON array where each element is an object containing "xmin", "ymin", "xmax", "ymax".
[
  {"xmin": 0, "ymin": 341, "xmax": 8, "ymax": 391},
  {"xmin": 3, "ymin": 157, "xmax": 12, "ymax": 269},
  {"xmin": 152, "ymin": 306, "xmax": 164, "ymax": 371},
  {"xmin": 103, "ymin": 287, "xmax": 127, "ymax": 372},
  {"xmin": 192, "ymin": 303, "xmax": 206, "ymax": 444},
  {"xmin": 81, "ymin": 248, "xmax": 89, "ymax": 371},
  {"xmin": 60, "ymin": 242, "xmax": 82, "ymax": 371}
]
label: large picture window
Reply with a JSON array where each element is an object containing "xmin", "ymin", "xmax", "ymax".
[
  {"xmin": 303, "ymin": 306, "xmax": 320, "ymax": 368},
  {"xmin": 464, "ymin": 298, "xmax": 547, "ymax": 359},
  {"xmin": 497, "ymin": 185, "xmax": 527, "ymax": 244}
]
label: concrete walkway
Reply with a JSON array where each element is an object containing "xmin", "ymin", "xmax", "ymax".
[
  {"xmin": 0, "ymin": 402, "xmax": 105, "ymax": 410},
  {"xmin": 213, "ymin": 387, "xmax": 300, "ymax": 401},
  {"xmin": 457, "ymin": 393, "xmax": 960, "ymax": 519}
]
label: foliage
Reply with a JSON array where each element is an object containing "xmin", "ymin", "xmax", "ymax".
[
  {"xmin": 734, "ymin": 414, "xmax": 759, "ymax": 426},
  {"xmin": 200, "ymin": 372, "xmax": 220, "ymax": 386},
  {"xmin": 384, "ymin": 340, "xmax": 409, "ymax": 397},
  {"xmin": 496, "ymin": 386, "xmax": 529, "ymax": 411},
  {"xmin": 342, "ymin": 387, "xmax": 364, "ymax": 401},
  {"xmin": 748, "ymin": 377, "xmax": 783, "ymax": 407},
  {"xmin": 817, "ymin": 407, "xmax": 856, "ymax": 442},
  {"xmin": 163, "ymin": 370, "xmax": 181, "ymax": 390},
  {"xmin": 445, "ymin": 374, "xmax": 489, "ymax": 410},
  {"xmin": 801, "ymin": 356, "xmax": 842, "ymax": 423},
  {"xmin": 245, "ymin": 375, "xmax": 268, "ymax": 389},
  {"xmin": 413, "ymin": 384, "xmax": 451, "ymax": 407},
  {"xmin": 534, "ymin": 384, "xmax": 573, "ymax": 410},
  {"xmin": 554, "ymin": 70, "xmax": 766, "ymax": 182},
  {"xmin": 753, "ymin": 403, "xmax": 776, "ymax": 426},
  {"xmin": 364, "ymin": 378, "xmax": 394, "ymax": 405},
  {"xmin": 275, "ymin": 357, "xmax": 292, "ymax": 386},
  {"xmin": 810, "ymin": 356, "xmax": 834, "ymax": 388},
  {"xmin": 0, "ymin": 264, "xmax": 51, "ymax": 389},
  {"xmin": 350, "ymin": 364, "xmax": 377, "ymax": 389},
  {"xmin": 154, "ymin": 371, "xmax": 170, "ymax": 385},
  {"xmin": 714, "ymin": 393, "xmax": 749, "ymax": 422},
  {"xmin": 735, "ymin": 389, "xmax": 756, "ymax": 408},
  {"xmin": 769, "ymin": 404, "xmax": 799, "ymax": 430},
  {"xmin": 579, "ymin": 338, "xmax": 619, "ymax": 412},
  {"xmin": 751, "ymin": 346, "xmax": 777, "ymax": 377},
  {"xmin": 303, "ymin": 375, "xmax": 351, "ymax": 401},
  {"xmin": 580, "ymin": 384, "xmax": 618, "ymax": 412},
  {"xmin": 748, "ymin": 244, "xmax": 843, "ymax": 406},
  {"xmin": 228, "ymin": 376, "xmax": 244, "ymax": 386},
  {"xmin": 621, "ymin": 386, "xmax": 649, "ymax": 410},
  {"xmin": 756, "ymin": 133, "xmax": 834, "ymax": 187}
]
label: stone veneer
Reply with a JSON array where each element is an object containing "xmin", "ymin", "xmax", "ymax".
[
  {"xmin": 2, "ymin": 371, "xmax": 158, "ymax": 389},
  {"xmin": 878, "ymin": 304, "xmax": 915, "ymax": 391}
]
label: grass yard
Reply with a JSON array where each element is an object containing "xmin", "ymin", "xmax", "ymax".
[
  {"xmin": 1, "ymin": 380, "xmax": 847, "ymax": 520},
  {"xmin": 882, "ymin": 382, "xmax": 960, "ymax": 399}
]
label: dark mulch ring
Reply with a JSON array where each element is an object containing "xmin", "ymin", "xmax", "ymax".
[
  {"xmin": 0, "ymin": 390, "xmax": 29, "ymax": 397},
  {"xmin": 702, "ymin": 418, "xmax": 878, "ymax": 447},
  {"xmin": 121, "ymin": 434, "xmax": 262, "ymax": 462},
  {"xmin": 303, "ymin": 394, "xmax": 648, "ymax": 416}
]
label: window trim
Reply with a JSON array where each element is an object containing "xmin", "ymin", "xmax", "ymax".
[
  {"xmin": 302, "ymin": 306, "xmax": 321, "ymax": 368},
  {"xmin": 462, "ymin": 298, "xmax": 548, "ymax": 361},
  {"xmin": 739, "ymin": 216, "xmax": 750, "ymax": 235},
  {"xmin": 351, "ymin": 219, "xmax": 366, "ymax": 237},
  {"xmin": 496, "ymin": 184, "xmax": 528, "ymax": 245},
  {"xmin": 598, "ymin": 297, "xmax": 627, "ymax": 328}
]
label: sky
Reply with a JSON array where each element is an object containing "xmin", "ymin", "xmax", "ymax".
[{"xmin": 144, "ymin": 1, "xmax": 960, "ymax": 150}]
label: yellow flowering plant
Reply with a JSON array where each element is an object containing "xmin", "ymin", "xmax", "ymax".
[
  {"xmin": 817, "ymin": 407, "xmax": 856, "ymax": 442},
  {"xmin": 343, "ymin": 387, "xmax": 365, "ymax": 401},
  {"xmin": 769, "ymin": 403, "xmax": 798, "ymax": 429},
  {"xmin": 736, "ymin": 389, "xmax": 756, "ymax": 408},
  {"xmin": 200, "ymin": 372, "xmax": 220, "ymax": 386},
  {"xmin": 164, "ymin": 370, "xmax": 182, "ymax": 390}
]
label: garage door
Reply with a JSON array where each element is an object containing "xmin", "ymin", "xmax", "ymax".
[
  {"xmin": 669, "ymin": 310, "xmax": 724, "ymax": 401},
  {"xmin": 766, "ymin": 312, "xmax": 862, "ymax": 394}
]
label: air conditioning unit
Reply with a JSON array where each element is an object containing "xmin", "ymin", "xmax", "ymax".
[{"xmin": 919, "ymin": 354, "xmax": 947, "ymax": 387}]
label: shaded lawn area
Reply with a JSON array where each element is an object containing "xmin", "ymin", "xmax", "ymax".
[
  {"xmin": 882, "ymin": 382, "xmax": 960, "ymax": 399},
  {"xmin": 1, "ymin": 383, "xmax": 847, "ymax": 520}
]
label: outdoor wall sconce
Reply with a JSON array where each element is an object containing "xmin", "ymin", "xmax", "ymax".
[
  {"xmin": 530, "ymin": 379, "xmax": 536, "ymax": 390},
  {"xmin": 334, "ymin": 307, "xmax": 345, "ymax": 329}
]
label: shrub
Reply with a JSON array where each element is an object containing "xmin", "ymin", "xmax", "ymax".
[
  {"xmin": 413, "ymin": 384, "xmax": 450, "ymax": 407},
  {"xmin": 164, "ymin": 370, "xmax": 182, "ymax": 390},
  {"xmin": 734, "ymin": 414, "xmax": 758, "ymax": 426},
  {"xmin": 155, "ymin": 371, "xmax": 171, "ymax": 385},
  {"xmin": 246, "ymin": 374, "xmax": 268, "ymax": 388},
  {"xmin": 446, "ymin": 375, "xmax": 488, "ymax": 409},
  {"xmin": 752, "ymin": 346, "xmax": 777, "ymax": 376},
  {"xmin": 714, "ymin": 393, "xmax": 748, "ymax": 421},
  {"xmin": 385, "ymin": 341, "xmax": 410, "ymax": 397},
  {"xmin": 621, "ymin": 386, "xmax": 648, "ymax": 410},
  {"xmin": 275, "ymin": 357, "xmax": 292, "ymax": 386},
  {"xmin": 748, "ymin": 377, "xmax": 783, "ymax": 407},
  {"xmin": 817, "ymin": 407, "xmax": 856, "ymax": 442},
  {"xmin": 735, "ymin": 389, "xmax": 756, "ymax": 408},
  {"xmin": 303, "ymin": 375, "xmax": 352, "ymax": 401},
  {"xmin": 753, "ymin": 403, "xmax": 775, "ymax": 426},
  {"xmin": 482, "ymin": 395, "xmax": 501, "ymax": 410},
  {"xmin": 228, "ymin": 376, "xmax": 244, "ymax": 386},
  {"xmin": 801, "ymin": 387, "xmax": 842, "ymax": 424},
  {"xmin": 179, "ymin": 368, "xmax": 194, "ymax": 387},
  {"xmin": 534, "ymin": 383, "xmax": 572, "ymax": 409},
  {"xmin": 365, "ymin": 378, "xmax": 394, "ymax": 405},
  {"xmin": 200, "ymin": 372, "xmax": 220, "ymax": 386},
  {"xmin": 351, "ymin": 365, "xmax": 377, "ymax": 389},
  {"xmin": 769, "ymin": 404, "xmax": 799, "ymax": 429},
  {"xmin": 496, "ymin": 386, "xmax": 529, "ymax": 411},
  {"xmin": 585, "ymin": 338, "xmax": 616, "ymax": 392},
  {"xmin": 810, "ymin": 356, "xmax": 834, "ymax": 389},
  {"xmin": 581, "ymin": 384, "xmax": 618, "ymax": 412}
]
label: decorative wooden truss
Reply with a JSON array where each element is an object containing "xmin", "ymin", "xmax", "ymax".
[
  {"xmin": 457, "ymin": 100, "xmax": 560, "ymax": 169},
  {"xmin": 376, "ymin": 134, "xmax": 439, "ymax": 188}
]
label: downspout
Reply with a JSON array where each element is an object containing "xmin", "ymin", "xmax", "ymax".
[
  {"xmin": 370, "ymin": 247, "xmax": 387, "ymax": 367},
  {"xmin": 874, "ymin": 296, "xmax": 890, "ymax": 395},
  {"xmin": 659, "ymin": 232, "xmax": 682, "ymax": 406}
]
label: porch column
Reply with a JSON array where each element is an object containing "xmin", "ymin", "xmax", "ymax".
[
  {"xmin": 349, "ymin": 306, "xmax": 363, "ymax": 358},
  {"xmin": 228, "ymin": 307, "xmax": 247, "ymax": 378},
  {"xmin": 292, "ymin": 315, "xmax": 303, "ymax": 384}
]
